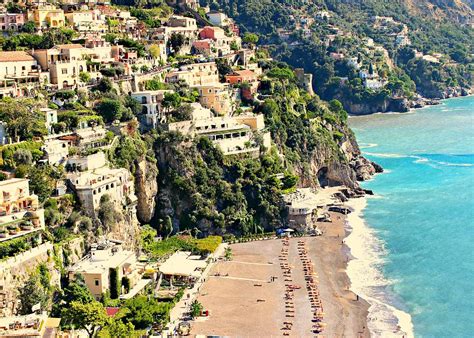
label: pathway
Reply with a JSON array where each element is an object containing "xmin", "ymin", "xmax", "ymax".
[{"xmin": 159, "ymin": 243, "xmax": 227, "ymax": 337}]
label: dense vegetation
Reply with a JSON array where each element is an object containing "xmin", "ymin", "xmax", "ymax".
[
  {"xmin": 208, "ymin": 0, "xmax": 473, "ymax": 104},
  {"xmin": 152, "ymin": 62, "xmax": 355, "ymax": 237}
]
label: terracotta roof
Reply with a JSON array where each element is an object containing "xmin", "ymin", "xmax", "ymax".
[
  {"xmin": 105, "ymin": 307, "xmax": 120, "ymax": 317},
  {"xmin": 0, "ymin": 51, "xmax": 34, "ymax": 63},
  {"xmin": 235, "ymin": 69, "xmax": 256, "ymax": 77}
]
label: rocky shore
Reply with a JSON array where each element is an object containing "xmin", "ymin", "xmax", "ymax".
[{"xmin": 346, "ymin": 88, "xmax": 472, "ymax": 116}]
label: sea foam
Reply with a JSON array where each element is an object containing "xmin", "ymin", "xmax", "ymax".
[{"xmin": 345, "ymin": 197, "xmax": 415, "ymax": 338}]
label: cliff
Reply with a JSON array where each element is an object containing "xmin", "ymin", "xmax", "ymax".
[{"xmin": 134, "ymin": 159, "xmax": 159, "ymax": 223}]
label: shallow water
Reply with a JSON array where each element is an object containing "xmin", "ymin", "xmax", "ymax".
[{"xmin": 349, "ymin": 96, "xmax": 474, "ymax": 337}]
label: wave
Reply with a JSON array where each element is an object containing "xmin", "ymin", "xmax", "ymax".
[
  {"xmin": 363, "ymin": 152, "xmax": 408, "ymax": 158},
  {"xmin": 363, "ymin": 152, "xmax": 474, "ymax": 168},
  {"xmin": 345, "ymin": 198, "xmax": 415, "ymax": 338},
  {"xmin": 359, "ymin": 143, "xmax": 379, "ymax": 149}
]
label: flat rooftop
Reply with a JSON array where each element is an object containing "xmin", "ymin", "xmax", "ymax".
[{"xmin": 159, "ymin": 251, "xmax": 207, "ymax": 277}]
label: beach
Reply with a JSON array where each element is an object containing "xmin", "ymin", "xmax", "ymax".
[{"xmin": 189, "ymin": 212, "xmax": 370, "ymax": 337}]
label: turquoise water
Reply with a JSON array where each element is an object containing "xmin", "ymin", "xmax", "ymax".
[{"xmin": 349, "ymin": 96, "xmax": 474, "ymax": 337}]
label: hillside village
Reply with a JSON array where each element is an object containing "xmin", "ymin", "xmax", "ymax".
[
  {"xmin": 0, "ymin": 0, "xmax": 378, "ymax": 336},
  {"xmin": 209, "ymin": 0, "xmax": 472, "ymax": 115}
]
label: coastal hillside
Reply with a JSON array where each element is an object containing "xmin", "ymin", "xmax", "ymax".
[
  {"xmin": 152, "ymin": 60, "xmax": 378, "ymax": 237},
  {"xmin": 206, "ymin": 0, "xmax": 473, "ymax": 113}
]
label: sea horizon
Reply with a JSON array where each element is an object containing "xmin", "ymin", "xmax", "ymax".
[{"xmin": 348, "ymin": 95, "xmax": 474, "ymax": 337}]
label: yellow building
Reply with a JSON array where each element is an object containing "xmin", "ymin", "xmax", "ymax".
[
  {"xmin": 198, "ymin": 83, "xmax": 234, "ymax": 115},
  {"xmin": 28, "ymin": 6, "xmax": 65, "ymax": 28},
  {"xmin": 68, "ymin": 241, "xmax": 145, "ymax": 300}
]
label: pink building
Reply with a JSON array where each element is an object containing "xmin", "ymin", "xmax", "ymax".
[{"xmin": 0, "ymin": 13, "xmax": 28, "ymax": 31}]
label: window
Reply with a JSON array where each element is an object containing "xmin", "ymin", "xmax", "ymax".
[
  {"xmin": 62, "ymin": 68, "xmax": 68, "ymax": 75},
  {"xmin": 95, "ymin": 279, "xmax": 99, "ymax": 286}
]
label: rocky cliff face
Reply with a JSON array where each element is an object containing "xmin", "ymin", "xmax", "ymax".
[
  {"xmin": 293, "ymin": 125, "xmax": 381, "ymax": 189},
  {"xmin": 134, "ymin": 159, "xmax": 159, "ymax": 223},
  {"xmin": 343, "ymin": 97, "xmax": 410, "ymax": 115},
  {"xmin": 107, "ymin": 206, "xmax": 141, "ymax": 250}
]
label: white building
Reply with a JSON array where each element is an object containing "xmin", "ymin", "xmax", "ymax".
[
  {"xmin": 166, "ymin": 62, "xmax": 219, "ymax": 87},
  {"xmin": 41, "ymin": 107, "xmax": 58, "ymax": 134},
  {"xmin": 206, "ymin": 11, "xmax": 228, "ymax": 27},
  {"xmin": 168, "ymin": 110, "xmax": 271, "ymax": 155},
  {"xmin": 67, "ymin": 164, "xmax": 136, "ymax": 216},
  {"xmin": 42, "ymin": 139, "xmax": 70, "ymax": 165},
  {"xmin": 130, "ymin": 90, "xmax": 173, "ymax": 127}
]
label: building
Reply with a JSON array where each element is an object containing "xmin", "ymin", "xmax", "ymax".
[
  {"xmin": 0, "ymin": 13, "xmax": 27, "ymax": 31},
  {"xmin": 192, "ymin": 39, "xmax": 214, "ymax": 56},
  {"xmin": 166, "ymin": 62, "xmax": 219, "ymax": 87},
  {"xmin": 0, "ymin": 51, "xmax": 42, "ymax": 98},
  {"xmin": 130, "ymin": 90, "xmax": 173, "ymax": 127},
  {"xmin": 159, "ymin": 251, "xmax": 207, "ymax": 282},
  {"xmin": 225, "ymin": 69, "xmax": 259, "ymax": 100},
  {"xmin": 283, "ymin": 188, "xmax": 320, "ymax": 231},
  {"xmin": 199, "ymin": 26, "xmax": 241, "ymax": 56},
  {"xmin": 0, "ymin": 178, "xmax": 45, "ymax": 243},
  {"xmin": 206, "ymin": 11, "xmax": 229, "ymax": 27},
  {"xmin": 67, "ymin": 163, "xmax": 136, "ymax": 216},
  {"xmin": 68, "ymin": 241, "xmax": 146, "ymax": 300},
  {"xmin": 67, "ymin": 151, "xmax": 107, "ymax": 172},
  {"xmin": 167, "ymin": 15, "xmax": 197, "ymax": 30},
  {"xmin": 28, "ymin": 6, "xmax": 65, "ymax": 28},
  {"xmin": 84, "ymin": 38, "xmax": 116, "ymax": 64},
  {"xmin": 197, "ymin": 83, "xmax": 234, "ymax": 115},
  {"xmin": 168, "ymin": 112, "xmax": 271, "ymax": 156},
  {"xmin": 41, "ymin": 107, "xmax": 58, "ymax": 134},
  {"xmin": 225, "ymin": 69, "xmax": 258, "ymax": 85},
  {"xmin": 42, "ymin": 138, "xmax": 70, "ymax": 165},
  {"xmin": 56, "ymin": 125, "xmax": 109, "ymax": 153},
  {"xmin": 364, "ymin": 78, "xmax": 386, "ymax": 90},
  {"xmin": 32, "ymin": 44, "xmax": 87, "ymax": 89}
]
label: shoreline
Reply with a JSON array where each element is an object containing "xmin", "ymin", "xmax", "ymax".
[
  {"xmin": 344, "ymin": 197, "xmax": 415, "ymax": 338},
  {"xmin": 348, "ymin": 93, "xmax": 474, "ymax": 118}
]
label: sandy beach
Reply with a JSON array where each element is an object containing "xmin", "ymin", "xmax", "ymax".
[{"xmin": 189, "ymin": 212, "xmax": 369, "ymax": 337}]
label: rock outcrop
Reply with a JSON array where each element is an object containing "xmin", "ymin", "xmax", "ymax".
[{"xmin": 135, "ymin": 159, "xmax": 159, "ymax": 223}]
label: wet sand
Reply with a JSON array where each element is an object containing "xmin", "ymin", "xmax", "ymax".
[{"xmin": 190, "ymin": 212, "xmax": 370, "ymax": 337}]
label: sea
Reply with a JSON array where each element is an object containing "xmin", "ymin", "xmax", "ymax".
[{"xmin": 347, "ymin": 95, "xmax": 474, "ymax": 338}]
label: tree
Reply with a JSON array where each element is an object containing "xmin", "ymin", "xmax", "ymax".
[
  {"xmin": 79, "ymin": 72, "xmax": 91, "ymax": 83},
  {"xmin": 124, "ymin": 95, "xmax": 142, "ymax": 116},
  {"xmin": 149, "ymin": 44, "xmax": 161, "ymax": 59},
  {"xmin": 13, "ymin": 149, "xmax": 33, "ymax": 166},
  {"xmin": 162, "ymin": 92, "xmax": 182, "ymax": 113},
  {"xmin": 18, "ymin": 273, "xmax": 49, "ymax": 315},
  {"xmin": 190, "ymin": 300, "xmax": 203, "ymax": 318},
  {"xmin": 281, "ymin": 172, "xmax": 298, "ymax": 190},
  {"xmin": 21, "ymin": 21, "xmax": 36, "ymax": 33},
  {"xmin": 0, "ymin": 98, "xmax": 46, "ymax": 140},
  {"xmin": 96, "ymin": 99, "xmax": 123, "ymax": 123},
  {"xmin": 122, "ymin": 296, "xmax": 171, "ymax": 329},
  {"xmin": 99, "ymin": 320, "xmax": 134, "ymax": 338},
  {"xmin": 62, "ymin": 274, "xmax": 94, "ymax": 306},
  {"xmin": 109, "ymin": 267, "xmax": 121, "ymax": 299},
  {"xmin": 243, "ymin": 33, "xmax": 259, "ymax": 47},
  {"xmin": 172, "ymin": 104, "xmax": 193, "ymax": 122},
  {"xmin": 94, "ymin": 78, "xmax": 114, "ymax": 93},
  {"xmin": 62, "ymin": 301, "xmax": 108, "ymax": 338},
  {"xmin": 98, "ymin": 194, "xmax": 122, "ymax": 231},
  {"xmin": 28, "ymin": 165, "xmax": 56, "ymax": 202},
  {"xmin": 169, "ymin": 33, "xmax": 185, "ymax": 54}
]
